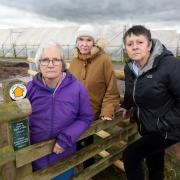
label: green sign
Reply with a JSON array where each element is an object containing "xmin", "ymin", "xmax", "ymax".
[{"xmin": 11, "ymin": 118, "xmax": 30, "ymax": 151}]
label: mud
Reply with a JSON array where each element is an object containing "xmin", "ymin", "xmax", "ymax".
[{"xmin": 0, "ymin": 62, "xmax": 29, "ymax": 81}]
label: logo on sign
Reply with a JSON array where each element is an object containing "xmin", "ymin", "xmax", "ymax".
[{"xmin": 9, "ymin": 83, "xmax": 27, "ymax": 101}]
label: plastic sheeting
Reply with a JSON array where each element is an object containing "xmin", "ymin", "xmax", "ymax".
[{"xmin": 0, "ymin": 25, "xmax": 179, "ymax": 59}]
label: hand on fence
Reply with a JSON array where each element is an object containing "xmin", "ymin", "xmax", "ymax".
[
  {"xmin": 53, "ymin": 142, "xmax": 64, "ymax": 154},
  {"xmin": 116, "ymin": 107, "xmax": 127, "ymax": 118},
  {"xmin": 101, "ymin": 116, "xmax": 112, "ymax": 121}
]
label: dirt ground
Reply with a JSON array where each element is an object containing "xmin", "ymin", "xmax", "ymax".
[{"xmin": 0, "ymin": 62, "xmax": 29, "ymax": 81}]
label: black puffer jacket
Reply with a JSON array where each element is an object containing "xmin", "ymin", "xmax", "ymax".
[{"xmin": 121, "ymin": 39, "xmax": 180, "ymax": 141}]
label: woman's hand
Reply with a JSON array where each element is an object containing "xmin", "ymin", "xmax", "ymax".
[
  {"xmin": 101, "ymin": 116, "xmax": 112, "ymax": 121},
  {"xmin": 53, "ymin": 143, "xmax": 64, "ymax": 154},
  {"xmin": 116, "ymin": 107, "xmax": 128, "ymax": 118}
]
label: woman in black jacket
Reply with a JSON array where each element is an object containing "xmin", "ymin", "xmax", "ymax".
[{"xmin": 119, "ymin": 25, "xmax": 180, "ymax": 180}]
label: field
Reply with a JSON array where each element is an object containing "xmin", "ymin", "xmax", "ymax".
[{"xmin": 0, "ymin": 61, "xmax": 29, "ymax": 81}]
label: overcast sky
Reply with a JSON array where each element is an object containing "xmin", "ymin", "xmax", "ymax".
[{"xmin": 0, "ymin": 0, "xmax": 180, "ymax": 29}]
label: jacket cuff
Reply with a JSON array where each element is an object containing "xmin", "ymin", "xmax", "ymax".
[
  {"xmin": 56, "ymin": 133, "xmax": 73, "ymax": 150},
  {"xmin": 100, "ymin": 111, "xmax": 114, "ymax": 118}
]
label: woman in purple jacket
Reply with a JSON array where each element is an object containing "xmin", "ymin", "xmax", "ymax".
[{"xmin": 27, "ymin": 41, "xmax": 93, "ymax": 180}]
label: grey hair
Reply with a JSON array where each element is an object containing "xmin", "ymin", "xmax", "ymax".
[{"xmin": 34, "ymin": 41, "xmax": 66, "ymax": 72}]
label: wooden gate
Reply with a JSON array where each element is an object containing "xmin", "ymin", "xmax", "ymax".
[{"xmin": 0, "ymin": 71, "xmax": 138, "ymax": 180}]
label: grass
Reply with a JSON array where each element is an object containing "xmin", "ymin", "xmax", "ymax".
[
  {"xmin": 164, "ymin": 152, "xmax": 180, "ymax": 180},
  {"xmin": 0, "ymin": 56, "xmax": 27, "ymax": 60},
  {"xmin": 176, "ymin": 56, "xmax": 180, "ymax": 60},
  {"xmin": 112, "ymin": 60, "xmax": 125, "ymax": 64},
  {"xmin": 0, "ymin": 61, "xmax": 28, "ymax": 67}
]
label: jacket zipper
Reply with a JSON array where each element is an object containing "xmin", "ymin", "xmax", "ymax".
[
  {"xmin": 48, "ymin": 93, "xmax": 55, "ymax": 165},
  {"xmin": 157, "ymin": 117, "xmax": 168, "ymax": 139},
  {"xmin": 51, "ymin": 94, "xmax": 55, "ymax": 137},
  {"xmin": 50, "ymin": 80, "xmax": 63, "ymax": 139},
  {"xmin": 51, "ymin": 84, "xmax": 61, "ymax": 139},
  {"xmin": 46, "ymin": 76, "xmax": 64, "ymax": 165},
  {"xmin": 133, "ymin": 77, "xmax": 142, "ymax": 133}
]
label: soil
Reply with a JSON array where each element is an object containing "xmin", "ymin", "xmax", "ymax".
[{"xmin": 0, "ymin": 62, "xmax": 29, "ymax": 81}]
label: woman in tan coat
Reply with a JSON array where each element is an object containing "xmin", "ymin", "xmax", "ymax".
[{"xmin": 69, "ymin": 24, "xmax": 120, "ymax": 168}]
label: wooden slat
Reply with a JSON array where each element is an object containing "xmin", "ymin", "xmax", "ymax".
[
  {"xmin": 16, "ymin": 164, "xmax": 32, "ymax": 179},
  {"xmin": 15, "ymin": 115, "xmax": 127, "ymax": 168},
  {"xmin": 98, "ymin": 149, "xmax": 125, "ymax": 171},
  {"xmin": 96, "ymin": 130, "xmax": 111, "ymax": 138},
  {"xmin": 21, "ymin": 131, "xmax": 124, "ymax": 180},
  {"xmin": 27, "ymin": 69, "xmax": 37, "ymax": 76},
  {"xmin": 114, "ymin": 70, "xmax": 124, "ymax": 80},
  {"xmin": 96, "ymin": 129, "xmax": 125, "ymax": 172},
  {"xmin": 73, "ymin": 144, "xmax": 126, "ymax": 180},
  {"xmin": 15, "ymin": 139, "xmax": 55, "ymax": 168},
  {"xmin": 0, "ymin": 152, "xmax": 15, "ymax": 166},
  {"xmin": 113, "ymin": 160, "xmax": 125, "ymax": 171},
  {"xmin": 82, "ymin": 113, "xmax": 128, "ymax": 138},
  {"xmin": 0, "ymin": 161, "xmax": 16, "ymax": 180},
  {"xmin": 120, "ymin": 95, "xmax": 124, "ymax": 103},
  {"xmin": 0, "ymin": 114, "xmax": 125, "ymax": 167},
  {"xmin": 27, "ymin": 58, "xmax": 36, "ymax": 63}
]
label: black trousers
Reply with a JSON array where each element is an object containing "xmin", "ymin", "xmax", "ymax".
[
  {"xmin": 122, "ymin": 133, "xmax": 177, "ymax": 180},
  {"xmin": 77, "ymin": 135, "xmax": 95, "ymax": 168}
]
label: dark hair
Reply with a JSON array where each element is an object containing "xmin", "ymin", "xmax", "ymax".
[{"xmin": 123, "ymin": 25, "xmax": 151, "ymax": 44}]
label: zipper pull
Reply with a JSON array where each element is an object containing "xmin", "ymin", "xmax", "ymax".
[{"xmin": 84, "ymin": 61, "xmax": 88, "ymax": 67}]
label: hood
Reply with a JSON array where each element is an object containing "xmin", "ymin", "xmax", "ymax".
[
  {"xmin": 73, "ymin": 38, "xmax": 107, "ymax": 61},
  {"xmin": 128, "ymin": 39, "xmax": 174, "ymax": 74}
]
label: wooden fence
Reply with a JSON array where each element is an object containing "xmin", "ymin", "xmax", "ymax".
[{"xmin": 0, "ymin": 71, "xmax": 138, "ymax": 180}]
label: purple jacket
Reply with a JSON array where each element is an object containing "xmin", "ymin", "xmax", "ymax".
[{"xmin": 27, "ymin": 73, "xmax": 93, "ymax": 170}]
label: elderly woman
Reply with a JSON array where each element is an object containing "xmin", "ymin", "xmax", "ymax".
[
  {"xmin": 69, "ymin": 24, "xmax": 120, "ymax": 167},
  {"xmin": 27, "ymin": 41, "xmax": 93, "ymax": 180},
  {"xmin": 120, "ymin": 25, "xmax": 180, "ymax": 180}
]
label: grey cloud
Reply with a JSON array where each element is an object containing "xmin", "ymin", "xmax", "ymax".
[{"xmin": 0, "ymin": 0, "xmax": 180, "ymax": 23}]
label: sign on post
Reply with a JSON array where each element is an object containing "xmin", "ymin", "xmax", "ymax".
[
  {"xmin": 6, "ymin": 80, "xmax": 30, "ymax": 151},
  {"xmin": 11, "ymin": 118, "xmax": 30, "ymax": 151},
  {"xmin": 9, "ymin": 82, "xmax": 27, "ymax": 101}
]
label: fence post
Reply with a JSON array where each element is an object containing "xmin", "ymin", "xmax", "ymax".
[
  {"xmin": 12, "ymin": 44, "xmax": 17, "ymax": 58},
  {"xmin": 67, "ymin": 45, "xmax": 70, "ymax": 60},
  {"xmin": 0, "ymin": 79, "xmax": 32, "ymax": 180},
  {"xmin": 2, "ymin": 44, "xmax": 5, "ymax": 57},
  {"xmin": 0, "ymin": 80, "xmax": 18, "ymax": 180},
  {"xmin": 25, "ymin": 44, "xmax": 28, "ymax": 58}
]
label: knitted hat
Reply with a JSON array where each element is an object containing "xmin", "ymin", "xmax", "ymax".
[{"xmin": 76, "ymin": 24, "xmax": 97, "ymax": 42}]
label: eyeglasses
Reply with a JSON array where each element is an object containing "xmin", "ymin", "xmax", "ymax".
[{"xmin": 39, "ymin": 58, "xmax": 62, "ymax": 66}]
